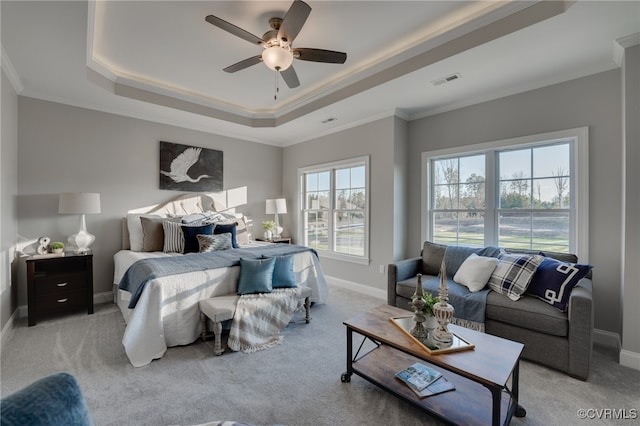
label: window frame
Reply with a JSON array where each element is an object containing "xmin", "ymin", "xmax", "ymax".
[
  {"xmin": 421, "ymin": 127, "xmax": 589, "ymax": 261},
  {"xmin": 298, "ymin": 156, "xmax": 370, "ymax": 265}
]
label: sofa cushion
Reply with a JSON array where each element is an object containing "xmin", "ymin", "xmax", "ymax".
[
  {"xmin": 488, "ymin": 253, "xmax": 544, "ymax": 301},
  {"xmin": 453, "ymin": 254, "xmax": 499, "ymax": 292},
  {"xmin": 422, "ymin": 242, "xmax": 502, "ymax": 278},
  {"xmin": 422, "ymin": 242, "xmax": 447, "ymax": 275},
  {"xmin": 486, "ymin": 291, "xmax": 568, "ymax": 337},
  {"xmin": 526, "ymin": 257, "xmax": 592, "ymax": 312}
]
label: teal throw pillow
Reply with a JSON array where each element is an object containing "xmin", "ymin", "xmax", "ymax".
[
  {"xmin": 237, "ymin": 257, "xmax": 275, "ymax": 295},
  {"xmin": 272, "ymin": 255, "xmax": 298, "ymax": 288}
]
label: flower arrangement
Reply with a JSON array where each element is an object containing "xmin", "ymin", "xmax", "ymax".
[{"xmin": 261, "ymin": 220, "xmax": 275, "ymax": 231}]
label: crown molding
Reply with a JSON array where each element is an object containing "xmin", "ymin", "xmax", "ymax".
[
  {"xmin": 1, "ymin": 46, "xmax": 24, "ymax": 94},
  {"xmin": 613, "ymin": 33, "xmax": 640, "ymax": 66}
]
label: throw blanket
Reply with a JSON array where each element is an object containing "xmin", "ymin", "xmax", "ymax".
[
  {"xmin": 422, "ymin": 277, "xmax": 488, "ymax": 332},
  {"xmin": 119, "ymin": 245, "xmax": 316, "ymax": 308},
  {"xmin": 227, "ymin": 288, "xmax": 301, "ymax": 353}
]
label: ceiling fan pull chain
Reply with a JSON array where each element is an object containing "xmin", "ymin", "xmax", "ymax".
[{"xmin": 274, "ymin": 69, "xmax": 280, "ymax": 101}]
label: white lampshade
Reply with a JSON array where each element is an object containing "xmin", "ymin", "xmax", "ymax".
[
  {"xmin": 59, "ymin": 193, "xmax": 101, "ymax": 254},
  {"xmin": 59, "ymin": 193, "xmax": 101, "ymax": 214},
  {"xmin": 261, "ymin": 46, "xmax": 294, "ymax": 71},
  {"xmin": 266, "ymin": 198, "xmax": 287, "ymax": 214}
]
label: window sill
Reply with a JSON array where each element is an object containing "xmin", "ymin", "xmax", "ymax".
[{"xmin": 317, "ymin": 251, "xmax": 370, "ymax": 265}]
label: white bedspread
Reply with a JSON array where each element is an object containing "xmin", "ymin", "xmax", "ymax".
[{"xmin": 113, "ymin": 246, "xmax": 328, "ymax": 367}]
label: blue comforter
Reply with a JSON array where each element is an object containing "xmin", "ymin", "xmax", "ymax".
[{"xmin": 119, "ymin": 245, "xmax": 316, "ymax": 309}]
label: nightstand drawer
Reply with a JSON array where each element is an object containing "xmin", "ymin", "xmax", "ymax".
[
  {"xmin": 34, "ymin": 272, "xmax": 87, "ymax": 296},
  {"xmin": 36, "ymin": 289, "xmax": 87, "ymax": 314}
]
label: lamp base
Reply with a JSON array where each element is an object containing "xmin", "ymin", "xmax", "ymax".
[{"xmin": 68, "ymin": 214, "xmax": 95, "ymax": 254}]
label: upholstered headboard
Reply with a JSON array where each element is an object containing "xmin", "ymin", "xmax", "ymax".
[{"xmin": 121, "ymin": 192, "xmax": 251, "ymax": 250}]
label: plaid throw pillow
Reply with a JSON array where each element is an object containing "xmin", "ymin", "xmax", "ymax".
[{"xmin": 488, "ymin": 253, "xmax": 544, "ymax": 301}]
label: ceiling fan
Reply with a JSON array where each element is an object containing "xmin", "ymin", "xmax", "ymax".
[{"xmin": 205, "ymin": 0, "xmax": 347, "ymax": 93}]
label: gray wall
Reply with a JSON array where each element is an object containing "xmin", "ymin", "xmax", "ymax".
[
  {"xmin": 15, "ymin": 97, "xmax": 283, "ymax": 307},
  {"xmin": 407, "ymin": 69, "xmax": 623, "ymax": 335},
  {"xmin": 282, "ymin": 116, "xmax": 407, "ymax": 292},
  {"xmin": 621, "ymin": 44, "xmax": 640, "ymax": 363},
  {"xmin": 1, "ymin": 70, "xmax": 19, "ymax": 330}
]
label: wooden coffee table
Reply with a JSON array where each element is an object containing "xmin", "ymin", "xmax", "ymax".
[{"xmin": 341, "ymin": 305, "xmax": 526, "ymax": 426}]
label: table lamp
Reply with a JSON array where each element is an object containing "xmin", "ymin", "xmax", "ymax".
[
  {"xmin": 266, "ymin": 198, "xmax": 287, "ymax": 238},
  {"xmin": 59, "ymin": 192, "xmax": 101, "ymax": 254}
]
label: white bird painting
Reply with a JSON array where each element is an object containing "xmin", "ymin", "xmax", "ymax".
[
  {"xmin": 159, "ymin": 142, "xmax": 223, "ymax": 192},
  {"xmin": 161, "ymin": 147, "xmax": 211, "ymax": 183}
]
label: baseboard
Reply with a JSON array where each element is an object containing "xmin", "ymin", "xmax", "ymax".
[
  {"xmin": 593, "ymin": 328, "xmax": 621, "ymax": 350},
  {"xmin": 620, "ymin": 349, "xmax": 640, "ymax": 372},
  {"xmin": 325, "ymin": 275, "xmax": 386, "ymax": 301},
  {"xmin": 0, "ymin": 309, "xmax": 19, "ymax": 356}
]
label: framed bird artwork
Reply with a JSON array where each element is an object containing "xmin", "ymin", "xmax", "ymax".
[{"xmin": 159, "ymin": 141, "xmax": 223, "ymax": 192}]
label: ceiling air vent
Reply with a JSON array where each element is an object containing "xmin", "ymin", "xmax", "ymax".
[{"xmin": 431, "ymin": 73, "xmax": 462, "ymax": 87}]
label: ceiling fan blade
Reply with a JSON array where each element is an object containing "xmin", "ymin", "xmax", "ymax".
[
  {"xmin": 293, "ymin": 48, "xmax": 347, "ymax": 64},
  {"xmin": 281, "ymin": 66, "xmax": 300, "ymax": 88},
  {"xmin": 205, "ymin": 15, "xmax": 265, "ymax": 46},
  {"xmin": 223, "ymin": 56, "xmax": 263, "ymax": 73},
  {"xmin": 277, "ymin": 0, "xmax": 311, "ymax": 45}
]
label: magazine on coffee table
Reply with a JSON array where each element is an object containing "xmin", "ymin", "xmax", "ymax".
[
  {"xmin": 395, "ymin": 362, "xmax": 442, "ymax": 390},
  {"xmin": 405, "ymin": 376, "xmax": 456, "ymax": 398}
]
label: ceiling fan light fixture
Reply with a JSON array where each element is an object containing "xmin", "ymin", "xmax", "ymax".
[{"xmin": 262, "ymin": 46, "xmax": 294, "ymax": 71}]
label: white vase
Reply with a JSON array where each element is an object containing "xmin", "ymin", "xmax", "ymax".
[{"xmin": 263, "ymin": 230, "xmax": 272, "ymax": 240}]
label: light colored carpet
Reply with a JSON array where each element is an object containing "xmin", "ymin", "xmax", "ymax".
[{"xmin": 1, "ymin": 286, "xmax": 639, "ymax": 426}]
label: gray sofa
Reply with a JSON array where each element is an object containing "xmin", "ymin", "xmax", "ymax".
[{"xmin": 388, "ymin": 242, "xmax": 593, "ymax": 380}]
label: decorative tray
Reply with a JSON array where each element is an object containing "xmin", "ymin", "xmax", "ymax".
[{"xmin": 390, "ymin": 316, "xmax": 475, "ymax": 355}]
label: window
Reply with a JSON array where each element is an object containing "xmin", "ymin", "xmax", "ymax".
[
  {"xmin": 299, "ymin": 156, "xmax": 369, "ymax": 263},
  {"xmin": 423, "ymin": 128, "xmax": 588, "ymax": 258}
]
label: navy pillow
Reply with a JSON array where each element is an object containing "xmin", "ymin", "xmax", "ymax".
[
  {"xmin": 214, "ymin": 222, "xmax": 239, "ymax": 248},
  {"xmin": 526, "ymin": 257, "xmax": 592, "ymax": 312},
  {"xmin": 181, "ymin": 224, "xmax": 214, "ymax": 254},
  {"xmin": 237, "ymin": 257, "xmax": 275, "ymax": 295},
  {"xmin": 272, "ymin": 255, "xmax": 297, "ymax": 288}
]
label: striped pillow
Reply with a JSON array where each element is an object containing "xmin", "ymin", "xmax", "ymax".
[
  {"xmin": 488, "ymin": 253, "xmax": 544, "ymax": 301},
  {"xmin": 162, "ymin": 220, "xmax": 184, "ymax": 253},
  {"xmin": 197, "ymin": 233, "xmax": 233, "ymax": 252}
]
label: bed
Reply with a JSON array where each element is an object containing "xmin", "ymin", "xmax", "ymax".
[{"xmin": 113, "ymin": 193, "xmax": 328, "ymax": 367}]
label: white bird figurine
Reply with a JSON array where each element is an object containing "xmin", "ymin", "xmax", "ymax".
[{"xmin": 161, "ymin": 147, "xmax": 212, "ymax": 183}]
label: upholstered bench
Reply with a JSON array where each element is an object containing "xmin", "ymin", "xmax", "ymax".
[{"xmin": 199, "ymin": 286, "xmax": 312, "ymax": 355}]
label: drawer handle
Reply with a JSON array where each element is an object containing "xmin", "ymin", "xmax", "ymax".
[
  {"xmin": 57, "ymin": 298, "xmax": 68, "ymax": 303},
  {"xmin": 56, "ymin": 282, "xmax": 68, "ymax": 287}
]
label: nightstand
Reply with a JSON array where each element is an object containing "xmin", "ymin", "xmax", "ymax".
[
  {"xmin": 256, "ymin": 237, "xmax": 292, "ymax": 244},
  {"xmin": 26, "ymin": 253, "xmax": 94, "ymax": 326}
]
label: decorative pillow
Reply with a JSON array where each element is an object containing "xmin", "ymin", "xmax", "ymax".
[
  {"xmin": 237, "ymin": 257, "xmax": 275, "ymax": 295},
  {"xmin": 526, "ymin": 257, "xmax": 592, "ymax": 312},
  {"xmin": 140, "ymin": 216, "xmax": 166, "ymax": 252},
  {"xmin": 163, "ymin": 220, "xmax": 185, "ymax": 253},
  {"xmin": 488, "ymin": 253, "xmax": 544, "ymax": 301},
  {"xmin": 181, "ymin": 212, "xmax": 216, "ymax": 226},
  {"xmin": 422, "ymin": 241, "xmax": 447, "ymax": 276},
  {"xmin": 272, "ymin": 255, "xmax": 297, "ymax": 288},
  {"xmin": 181, "ymin": 224, "xmax": 214, "ymax": 254},
  {"xmin": 453, "ymin": 253, "xmax": 499, "ymax": 292},
  {"xmin": 127, "ymin": 214, "xmax": 162, "ymax": 251},
  {"xmin": 197, "ymin": 233, "xmax": 232, "ymax": 253},
  {"xmin": 214, "ymin": 223, "xmax": 239, "ymax": 248}
]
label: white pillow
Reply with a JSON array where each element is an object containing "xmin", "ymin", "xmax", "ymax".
[{"xmin": 453, "ymin": 253, "xmax": 499, "ymax": 292}]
